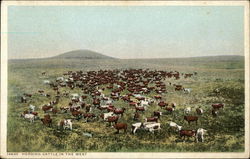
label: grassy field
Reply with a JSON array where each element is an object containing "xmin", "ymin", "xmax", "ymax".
[{"xmin": 7, "ymin": 56, "xmax": 245, "ymax": 152}]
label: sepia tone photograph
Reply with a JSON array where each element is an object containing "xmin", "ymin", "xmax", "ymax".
[{"xmin": 1, "ymin": 1, "xmax": 249, "ymax": 158}]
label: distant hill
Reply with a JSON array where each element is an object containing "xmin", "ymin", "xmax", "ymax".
[{"xmin": 51, "ymin": 49, "xmax": 116, "ymax": 59}]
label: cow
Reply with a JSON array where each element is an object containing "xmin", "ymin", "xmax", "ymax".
[
  {"xmin": 179, "ymin": 130, "xmax": 196, "ymax": 142},
  {"xmin": 184, "ymin": 107, "xmax": 191, "ymax": 114},
  {"xmin": 131, "ymin": 122, "xmax": 143, "ymax": 134},
  {"xmin": 145, "ymin": 117, "xmax": 158, "ymax": 122},
  {"xmin": 58, "ymin": 119, "xmax": 72, "ymax": 130},
  {"xmin": 43, "ymin": 80, "xmax": 50, "ymax": 84},
  {"xmin": 107, "ymin": 115, "xmax": 119, "ymax": 126},
  {"xmin": 21, "ymin": 96, "xmax": 27, "ymax": 103},
  {"xmin": 29, "ymin": 104, "xmax": 35, "ymax": 112},
  {"xmin": 52, "ymin": 108, "xmax": 58, "ymax": 114},
  {"xmin": 83, "ymin": 113, "xmax": 96, "ymax": 122},
  {"xmin": 101, "ymin": 112, "xmax": 114, "ymax": 121},
  {"xmin": 154, "ymin": 95, "xmax": 162, "ymax": 100},
  {"xmin": 212, "ymin": 103, "xmax": 224, "ymax": 110},
  {"xmin": 184, "ymin": 116, "xmax": 198, "ymax": 125},
  {"xmin": 114, "ymin": 108, "xmax": 126, "ymax": 117},
  {"xmin": 158, "ymin": 101, "xmax": 167, "ymax": 108},
  {"xmin": 71, "ymin": 111, "xmax": 83, "ymax": 120},
  {"xmin": 196, "ymin": 128, "xmax": 207, "ymax": 142},
  {"xmin": 196, "ymin": 107, "xmax": 203, "ymax": 115},
  {"xmin": 142, "ymin": 122, "xmax": 161, "ymax": 133},
  {"xmin": 169, "ymin": 121, "xmax": 182, "ymax": 132},
  {"xmin": 166, "ymin": 107, "xmax": 175, "ymax": 113},
  {"xmin": 60, "ymin": 107, "xmax": 69, "ymax": 113},
  {"xmin": 183, "ymin": 88, "xmax": 192, "ymax": 94},
  {"xmin": 42, "ymin": 105, "xmax": 53, "ymax": 113},
  {"xmin": 114, "ymin": 123, "xmax": 127, "ymax": 134},
  {"xmin": 21, "ymin": 113, "xmax": 36, "ymax": 123},
  {"xmin": 153, "ymin": 111, "xmax": 162, "ymax": 118},
  {"xmin": 135, "ymin": 106, "xmax": 146, "ymax": 112},
  {"xmin": 41, "ymin": 115, "xmax": 52, "ymax": 127}
]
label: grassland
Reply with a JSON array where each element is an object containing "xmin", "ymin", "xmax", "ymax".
[{"xmin": 7, "ymin": 56, "xmax": 245, "ymax": 152}]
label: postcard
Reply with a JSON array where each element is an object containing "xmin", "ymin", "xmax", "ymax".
[{"xmin": 1, "ymin": 1, "xmax": 249, "ymax": 158}]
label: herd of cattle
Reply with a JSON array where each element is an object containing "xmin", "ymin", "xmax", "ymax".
[{"xmin": 19, "ymin": 69, "xmax": 224, "ymax": 142}]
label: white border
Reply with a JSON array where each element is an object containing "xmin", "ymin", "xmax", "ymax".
[{"xmin": 1, "ymin": 1, "xmax": 249, "ymax": 158}]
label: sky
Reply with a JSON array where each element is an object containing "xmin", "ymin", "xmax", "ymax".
[{"xmin": 7, "ymin": 6, "xmax": 244, "ymax": 59}]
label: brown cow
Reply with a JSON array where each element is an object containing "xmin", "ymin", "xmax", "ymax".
[
  {"xmin": 158, "ymin": 101, "xmax": 167, "ymax": 108},
  {"xmin": 107, "ymin": 115, "xmax": 119, "ymax": 126},
  {"xmin": 52, "ymin": 108, "xmax": 58, "ymax": 114},
  {"xmin": 135, "ymin": 106, "xmax": 146, "ymax": 112},
  {"xmin": 166, "ymin": 107, "xmax": 175, "ymax": 113},
  {"xmin": 114, "ymin": 108, "xmax": 126, "ymax": 116},
  {"xmin": 114, "ymin": 123, "xmax": 127, "ymax": 134},
  {"xmin": 71, "ymin": 110, "xmax": 83, "ymax": 117},
  {"xmin": 41, "ymin": 115, "xmax": 52, "ymax": 127},
  {"xmin": 212, "ymin": 103, "xmax": 224, "ymax": 110},
  {"xmin": 184, "ymin": 116, "xmax": 198, "ymax": 125},
  {"xmin": 153, "ymin": 111, "xmax": 162, "ymax": 118},
  {"xmin": 145, "ymin": 117, "xmax": 158, "ymax": 122},
  {"xmin": 83, "ymin": 113, "xmax": 96, "ymax": 122},
  {"xmin": 42, "ymin": 105, "xmax": 53, "ymax": 113},
  {"xmin": 179, "ymin": 130, "xmax": 196, "ymax": 142},
  {"xmin": 154, "ymin": 95, "xmax": 162, "ymax": 100}
]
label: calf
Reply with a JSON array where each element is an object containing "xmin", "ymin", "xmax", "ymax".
[
  {"xmin": 114, "ymin": 123, "xmax": 127, "ymax": 134},
  {"xmin": 184, "ymin": 116, "xmax": 198, "ymax": 125},
  {"xmin": 169, "ymin": 121, "xmax": 182, "ymax": 132},
  {"xmin": 196, "ymin": 128, "xmax": 207, "ymax": 142}
]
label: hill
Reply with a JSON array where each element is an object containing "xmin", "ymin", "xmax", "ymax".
[{"xmin": 51, "ymin": 49, "xmax": 116, "ymax": 59}]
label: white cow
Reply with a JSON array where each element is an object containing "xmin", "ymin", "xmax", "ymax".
[
  {"xmin": 63, "ymin": 119, "xmax": 73, "ymax": 130},
  {"xmin": 143, "ymin": 122, "xmax": 161, "ymax": 133},
  {"xmin": 103, "ymin": 112, "xmax": 114, "ymax": 121},
  {"xmin": 183, "ymin": 88, "xmax": 192, "ymax": 94},
  {"xmin": 184, "ymin": 107, "xmax": 192, "ymax": 114},
  {"xmin": 140, "ymin": 100, "xmax": 149, "ymax": 107},
  {"xmin": 22, "ymin": 114, "xmax": 36, "ymax": 123},
  {"xmin": 29, "ymin": 104, "xmax": 35, "ymax": 112},
  {"xmin": 56, "ymin": 77, "xmax": 64, "ymax": 81},
  {"xmin": 131, "ymin": 122, "xmax": 143, "ymax": 134},
  {"xmin": 169, "ymin": 121, "xmax": 182, "ymax": 132},
  {"xmin": 196, "ymin": 128, "xmax": 207, "ymax": 142},
  {"xmin": 43, "ymin": 80, "xmax": 50, "ymax": 84}
]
